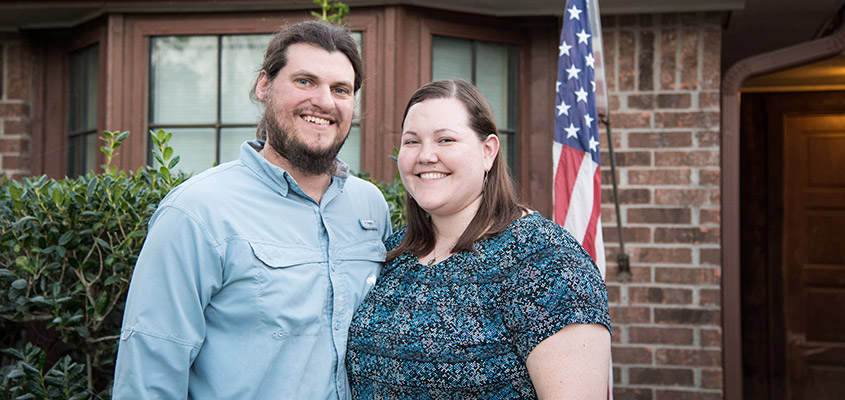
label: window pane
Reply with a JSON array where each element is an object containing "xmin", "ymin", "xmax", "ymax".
[
  {"xmin": 68, "ymin": 44, "xmax": 99, "ymax": 133},
  {"xmin": 150, "ymin": 36, "xmax": 218, "ymax": 124},
  {"xmin": 432, "ymin": 36, "xmax": 472, "ymax": 81},
  {"xmin": 219, "ymin": 127, "xmax": 256, "ymax": 164},
  {"xmin": 66, "ymin": 133, "xmax": 99, "ymax": 177},
  {"xmin": 475, "ymin": 42, "xmax": 510, "ymax": 129},
  {"xmin": 221, "ymin": 35, "xmax": 270, "ymax": 124},
  {"xmin": 157, "ymin": 128, "xmax": 216, "ymax": 174},
  {"xmin": 337, "ymin": 125, "xmax": 360, "ymax": 173}
]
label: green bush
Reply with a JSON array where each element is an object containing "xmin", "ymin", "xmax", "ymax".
[{"xmin": 0, "ymin": 130, "xmax": 188, "ymax": 398}]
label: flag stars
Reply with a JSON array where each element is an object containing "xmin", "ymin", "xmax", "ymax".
[
  {"xmin": 585, "ymin": 53, "xmax": 595, "ymax": 68},
  {"xmin": 556, "ymin": 100, "xmax": 571, "ymax": 116},
  {"xmin": 591, "ymin": 81, "xmax": 596, "ymax": 92},
  {"xmin": 565, "ymin": 65, "xmax": 581, "ymax": 80},
  {"xmin": 584, "ymin": 114, "xmax": 594, "ymax": 128},
  {"xmin": 588, "ymin": 135, "xmax": 599, "ymax": 152},
  {"xmin": 576, "ymin": 29, "xmax": 591, "ymax": 44},
  {"xmin": 556, "ymin": 80, "xmax": 562, "ymax": 93},
  {"xmin": 559, "ymin": 41, "xmax": 572, "ymax": 57},
  {"xmin": 575, "ymin": 87, "xmax": 589, "ymax": 103},
  {"xmin": 565, "ymin": 123, "xmax": 580, "ymax": 139},
  {"xmin": 567, "ymin": 5, "xmax": 582, "ymax": 20}
]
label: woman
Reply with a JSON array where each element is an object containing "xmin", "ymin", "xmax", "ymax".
[{"xmin": 346, "ymin": 79, "xmax": 610, "ymax": 399}]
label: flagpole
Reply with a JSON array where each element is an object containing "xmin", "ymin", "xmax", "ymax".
[{"xmin": 599, "ymin": 115, "xmax": 631, "ymax": 282}]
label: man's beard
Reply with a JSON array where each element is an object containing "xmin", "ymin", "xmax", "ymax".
[{"xmin": 261, "ymin": 101, "xmax": 348, "ymax": 176}]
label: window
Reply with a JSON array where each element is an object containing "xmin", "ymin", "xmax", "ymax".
[
  {"xmin": 67, "ymin": 43, "xmax": 99, "ymax": 177},
  {"xmin": 431, "ymin": 36, "xmax": 519, "ymax": 173},
  {"xmin": 148, "ymin": 32, "xmax": 363, "ymax": 175}
]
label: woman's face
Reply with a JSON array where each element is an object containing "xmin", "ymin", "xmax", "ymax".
[{"xmin": 398, "ymin": 97, "xmax": 498, "ymax": 219}]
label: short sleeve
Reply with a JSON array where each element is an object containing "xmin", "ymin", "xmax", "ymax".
[{"xmin": 502, "ymin": 239, "xmax": 610, "ymax": 361}]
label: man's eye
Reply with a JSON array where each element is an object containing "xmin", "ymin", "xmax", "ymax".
[{"xmin": 333, "ymin": 87, "xmax": 350, "ymax": 95}]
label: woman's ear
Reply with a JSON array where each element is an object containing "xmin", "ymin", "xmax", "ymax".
[
  {"xmin": 482, "ymin": 134, "xmax": 500, "ymax": 171},
  {"xmin": 255, "ymin": 71, "xmax": 270, "ymax": 102}
]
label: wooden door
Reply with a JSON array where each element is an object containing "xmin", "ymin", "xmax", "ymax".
[{"xmin": 783, "ymin": 113, "xmax": 845, "ymax": 399}]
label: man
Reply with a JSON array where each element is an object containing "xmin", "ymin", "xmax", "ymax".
[{"xmin": 113, "ymin": 21, "xmax": 391, "ymax": 399}]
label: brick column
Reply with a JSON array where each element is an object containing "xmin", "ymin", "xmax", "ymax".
[
  {"xmin": 600, "ymin": 12, "xmax": 723, "ymax": 400},
  {"xmin": 0, "ymin": 33, "xmax": 33, "ymax": 179}
]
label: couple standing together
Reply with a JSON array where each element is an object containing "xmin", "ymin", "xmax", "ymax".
[{"xmin": 113, "ymin": 20, "xmax": 610, "ymax": 399}]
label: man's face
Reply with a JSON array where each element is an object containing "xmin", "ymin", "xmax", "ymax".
[{"xmin": 255, "ymin": 43, "xmax": 356, "ymax": 175}]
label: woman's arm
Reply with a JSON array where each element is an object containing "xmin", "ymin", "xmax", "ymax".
[{"xmin": 525, "ymin": 323, "xmax": 611, "ymax": 400}]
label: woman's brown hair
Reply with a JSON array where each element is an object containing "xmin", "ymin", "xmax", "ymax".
[{"xmin": 386, "ymin": 79, "xmax": 527, "ymax": 262}]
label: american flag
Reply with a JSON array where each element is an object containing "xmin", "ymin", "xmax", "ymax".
[
  {"xmin": 553, "ymin": 0, "xmax": 606, "ymax": 279},
  {"xmin": 553, "ymin": 1, "xmax": 613, "ymax": 396}
]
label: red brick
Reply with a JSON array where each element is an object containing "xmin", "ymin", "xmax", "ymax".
[
  {"xmin": 656, "ymin": 348, "xmax": 721, "ymax": 367},
  {"xmin": 630, "ymin": 286, "xmax": 693, "ymax": 304},
  {"xmin": 610, "ymin": 306, "xmax": 651, "ymax": 323},
  {"xmin": 601, "ymin": 169, "xmax": 621, "ymax": 185},
  {"xmin": 611, "ymin": 112, "xmax": 651, "ymax": 129},
  {"xmin": 603, "ymin": 226, "xmax": 651, "ymax": 244},
  {"xmin": 6, "ymin": 42, "xmax": 32, "ymax": 99},
  {"xmin": 700, "ymin": 328, "xmax": 722, "ymax": 347},
  {"xmin": 654, "ymin": 227, "xmax": 720, "ymax": 244},
  {"xmin": 656, "ymin": 94, "xmax": 691, "ymax": 109},
  {"xmin": 701, "ymin": 368, "xmax": 723, "ymax": 389},
  {"xmin": 618, "ymin": 31, "xmax": 636, "ymax": 91},
  {"xmin": 632, "ymin": 247, "xmax": 692, "ymax": 264},
  {"xmin": 628, "ymin": 94, "xmax": 654, "ymax": 110},
  {"xmin": 700, "ymin": 169, "xmax": 719, "ymax": 186},
  {"xmin": 602, "ymin": 188, "xmax": 650, "ymax": 204},
  {"xmin": 607, "ymin": 285, "xmax": 621, "ymax": 303},
  {"xmin": 655, "ymin": 188, "xmax": 719, "ymax": 206},
  {"xmin": 680, "ymin": 28, "xmax": 699, "ymax": 90},
  {"xmin": 611, "ymin": 325, "xmax": 623, "ymax": 343},
  {"xmin": 603, "ymin": 150, "xmax": 651, "ymax": 167},
  {"xmin": 0, "ymin": 137, "xmax": 29, "ymax": 153},
  {"xmin": 604, "ymin": 30, "xmax": 616, "ymax": 93},
  {"xmin": 614, "ymin": 388, "xmax": 653, "ymax": 400},
  {"xmin": 697, "ymin": 130, "xmax": 720, "ymax": 147},
  {"xmin": 1, "ymin": 155, "xmax": 22, "ymax": 169},
  {"xmin": 654, "ymin": 308, "xmax": 721, "ymax": 325},
  {"xmin": 609, "ymin": 94, "xmax": 621, "ymax": 111},
  {"xmin": 639, "ymin": 31, "xmax": 655, "ymax": 91},
  {"xmin": 2, "ymin": 119, "xmax": 31, "ymax": 135},
  {"xmin": 700, "ymin": 208, "xmax": 720, "ymax": 225},
  {"xmin": 0, "ymin": 103, "xmax": 30, "ymax": 117},
  {"xmin": 655, "ymin": 267, "xmax": 720, "ymax": 285},
  {"xmin": 701, "ymin": 28, "xmax": 721, "ymax": 90},
  {"xmin": 655, "ymin": 390, "xmax": 721, "ymax": 400},
  {"xmin": 630, "ymin": 367, "xmax": 694, "ymax": 386},
  {"xmin": 700, "ymin": 289, "xmax": 721, "ymax": 306},
  {"xmin": 699, "ymin": 91, "xmax": 719, "ymax": 109},
  {"xmin": 612, "ymin": 346, "xmax": 654, "ymax": 364},
  {"xmin": 628, "ymin": 169, "xmax": 691, "ymax": 185},
  {"xmin": 660, "ymin": 29, "xmax": 678, "ymax": 90},
  {"xmin": 655, "ymin": 150, "xmax": 719, "ymax": 167},
  {"xmin": 603, "ymin": 206, "xmax": 617, "ymax": 223},
  {"xmin": 604, "ymin": 264, "xmax": 651, "ymax": 283},
  {"xmin": 655, "ymin": 111, "xmax": 719, "ymax": 129},
  {"xmin": 628, "ymin": 131, "xmax": 692, "ymax": 148},
  {"xmin": 700, "ymin": 248, "xmax": 721, "ymax": 266},
  {"xmin": 0, "ymin": 43, "xmax": 4, "ymax": 95},
  {"xmin": 628, "ymin": 208, "xmax": 691, "ymax": 224},
  {"xmin": 629, "ymin": 326, "xmax": 694, "ymax": 345}
]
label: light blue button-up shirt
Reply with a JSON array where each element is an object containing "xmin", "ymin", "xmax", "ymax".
[{"xmin": 113, "ymin": 141, "xmax": 391, "ymax": 399}]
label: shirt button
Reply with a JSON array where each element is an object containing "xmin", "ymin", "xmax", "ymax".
[
  {"xmin": 334, "ymin": 322, "xmax": 341, "ymax": 330},
  {"xmin": 330, "ymin": 263, "xmax": 336, "ymax": 271}
]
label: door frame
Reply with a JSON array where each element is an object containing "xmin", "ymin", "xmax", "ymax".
[{"xmin": 720, "ymin": 19, "xmax": 845, "ymax": 400}]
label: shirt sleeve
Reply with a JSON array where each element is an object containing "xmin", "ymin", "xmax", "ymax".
[
  {"xmin": 113, "ymin": 205, "xmax": 223, "ymax": 399},
  {"xmin": 501, "ymin": 234, "xmax": 611, "ymax": 361}
]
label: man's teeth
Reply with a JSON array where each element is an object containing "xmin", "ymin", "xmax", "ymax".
[
  {"xmin": 303, "ymin": 115, "xmax": 330, "ymax": 125},
  {"xmin": 420, "ymin": 172, "xmax": 447, "ymax": 180}
]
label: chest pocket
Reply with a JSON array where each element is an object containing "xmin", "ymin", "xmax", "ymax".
[
  {"xmin": 333, "ymin": 239, "xmax": 386, "ymax": 310},
  {"xmin": 249, "ymin": 242, "xmax": 327, "ymax": 336}
]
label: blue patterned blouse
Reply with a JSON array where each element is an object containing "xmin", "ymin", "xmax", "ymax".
[{"xmin": 346, "ymin": 212, "xmax": 611, "ymax": 399}]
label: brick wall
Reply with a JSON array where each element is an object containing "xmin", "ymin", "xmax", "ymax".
[
  {"xmin": 600, "ymin": 13, "xmax": 723, "ymax": 399},
  {"xmin": 0, "ymin": 33, "xmax": 33, "ymax": 179}
]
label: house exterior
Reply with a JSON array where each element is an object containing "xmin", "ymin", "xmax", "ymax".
[{"xmin": 2, "ymin": 0, "xmax": 844, "ymax": 399}]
